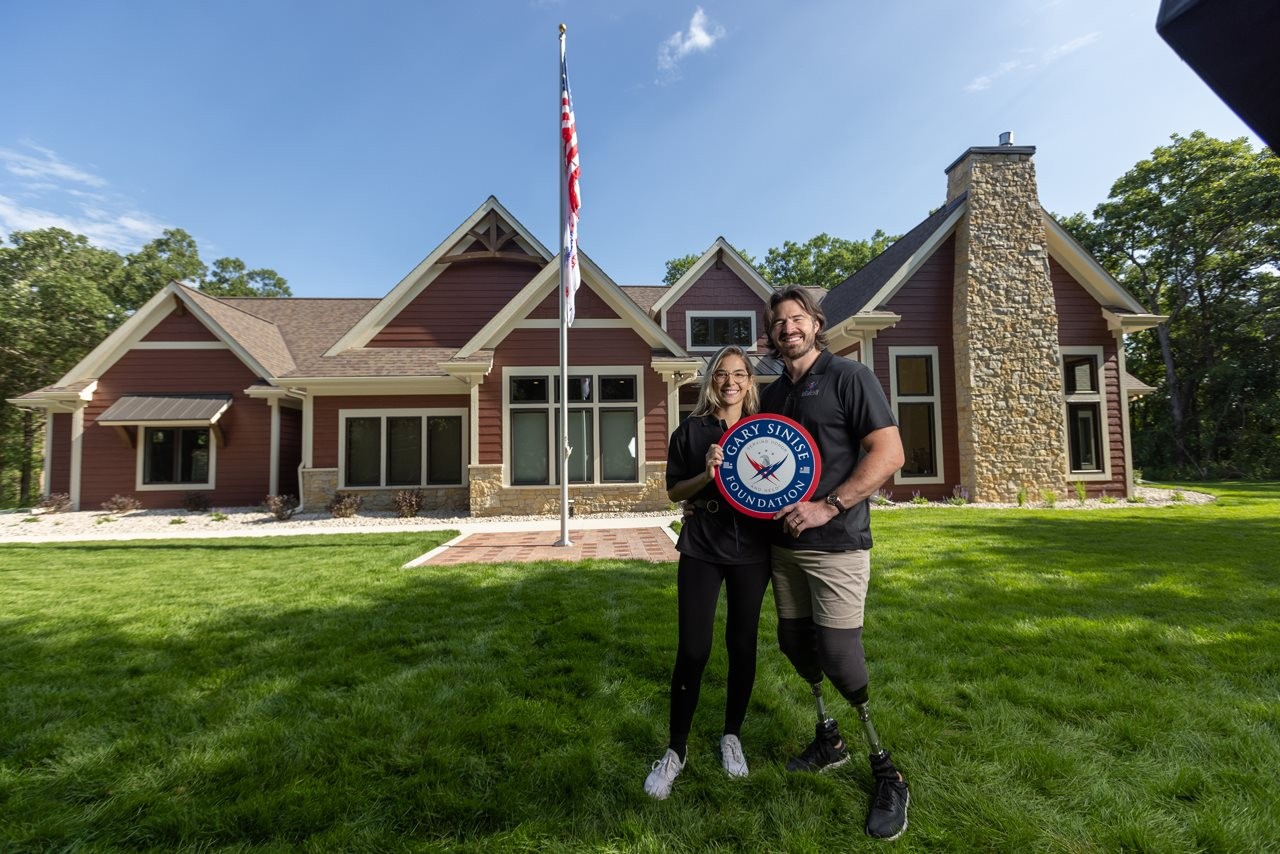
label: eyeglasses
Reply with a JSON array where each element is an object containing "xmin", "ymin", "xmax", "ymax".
[{"xmin": 713, "ymin": 370, "xmax": 750, "ymax": 382}]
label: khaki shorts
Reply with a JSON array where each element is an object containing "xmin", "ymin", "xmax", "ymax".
[{"xmin": 771, "ymin": 546, "xmax": 870, "ymax": 629}]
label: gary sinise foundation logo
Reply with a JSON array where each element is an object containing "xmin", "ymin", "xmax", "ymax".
[{"xmin": 714, "ymin": 414, "xmax": 822, "ymax": 519}]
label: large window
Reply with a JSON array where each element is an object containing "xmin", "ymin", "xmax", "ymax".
[
  {"xmin": 507, "ymin": 368, "xmax": 640, "ymax": 484},
  {"xmin": 687, "ymin": 312, "xmax": 756, "ymax": 351},
  {"xmin": 1062, "ymin": 349, "xmax": 1107, "ymax": 476},
  {"xmin": 142, "ymin": 427, "xmax": 212, "ymax": 486},
  {"xmin": 340, "ymin": 410, "xmax": 466, "ymax": 488},
  {"xmin": 890, "ymin": 347, "xmax": 943, "ymax": 484}
]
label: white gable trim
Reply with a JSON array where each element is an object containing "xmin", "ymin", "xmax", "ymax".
[
  {"xmin": 325, "ymin": 197, "xmax": 553, "ymax": 355},
  {"xmin": 54, "ymin": 283, "xmax": 274, "ymax": 387},
  {"xmin": 650, "ymin": 237, "xmax": 773, "ymax": 318},
  {"xmin": 862, "ymin": 202, "xmax": 967, "ymax": 311},
  {"xmin": 455, "ymin": 251, "xmax": 688, "ymax": 358},
  {"xmin": 1042, "ymin": 212, "xmax": 1148, "ymax": 314}
]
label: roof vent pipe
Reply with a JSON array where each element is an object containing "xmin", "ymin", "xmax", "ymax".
[{"xmin": 998, "ymin": 131, "xmax": 1014, "ymax": 146}]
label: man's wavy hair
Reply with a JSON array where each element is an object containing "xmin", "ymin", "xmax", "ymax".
[
  {"xmin": 691, "ymin": 345, "xmax": 760, "ymax": 418},
  {"xmin": 765, "ymin": 286, "xmax": 829, "ymax": 359}
]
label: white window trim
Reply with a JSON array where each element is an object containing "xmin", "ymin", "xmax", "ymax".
[
  {"xmin": 503, "ymin": 366, "xmax": 644, "ymax": 487},
  {"xmin": 1061, "ymin": 345, "xmax": 1112, "ymax": 481},
  {"xmin": 685, "ymin": 311, "xmax": 758, "ymax": 353},
  {"xmin": 135, "ymin": 425, "xmax": 217, "ymax": 491},
  {"xmin": 338, "ymin": 407, "xmax": 469, "ymax": 489},
  {"xmin": 889, "ymin": 346, "xmax": 945, "ymax": 486}
]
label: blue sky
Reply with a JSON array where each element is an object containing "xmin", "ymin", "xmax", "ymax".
[{"xmin": 0, "ymin": 1, "xmax": 1261, "ymax": 298}]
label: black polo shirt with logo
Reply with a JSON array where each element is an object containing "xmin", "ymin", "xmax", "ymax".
[
  {"xmin": 759, "ymin": 349, "xmax": 897, "ymax": 552},
  {"xmin": 667, "ymin": 414, "xmax": 771, "ymax": 564}
]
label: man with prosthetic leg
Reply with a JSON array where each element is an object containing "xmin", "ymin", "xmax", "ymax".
[{"xmin": 761, "ymin": 286, "xmax": 910, "ymax": 841}]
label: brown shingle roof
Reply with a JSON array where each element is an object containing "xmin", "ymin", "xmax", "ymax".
[
  {"xmin": 620, "ymin": 285, "xmax": 669, "ymax": 315},
  {"xmin": 183, "ymin": 287, "xmax": 297, "ymax": 377}
]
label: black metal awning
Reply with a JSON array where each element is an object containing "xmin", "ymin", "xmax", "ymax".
[{"xmin": 97, "ymin": 394, "xmax": 232, "ymax": 425}]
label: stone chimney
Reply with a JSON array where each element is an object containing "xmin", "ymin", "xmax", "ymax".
[{"xmin": 946, "ymin": 135, "xmax": 1067, "ymax": 502}]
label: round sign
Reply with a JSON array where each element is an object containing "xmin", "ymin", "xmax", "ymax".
[{"xmin": 713, "ymin": 414, "xmax": 823, "ymax": 519}]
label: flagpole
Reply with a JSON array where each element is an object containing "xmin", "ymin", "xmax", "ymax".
[{"xmin": 555, "ymin": 23, "xmax": 572, "ymax": 547}]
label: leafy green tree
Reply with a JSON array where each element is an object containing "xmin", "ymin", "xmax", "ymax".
[
  {"xmin": 1061, "ymin": 132, "xmax": 1280, "ymax": 478},
  {"xmin": 112, "ymin": 228, "xmax": 207, "ymax": 312},
  {"xmin": 202, "ymin": 257, "xmax": 292, "ymax": 297},
  {"xmin": 761, "ymin": 230, "xmax": 896, "ymax": 290},
  {"xmin": 663, "ymin": 230, "xmax": 897, "ymax": 290},
  {"xmin": 0, "ymin": 229, "xmax": 122, "ymax": 504}
]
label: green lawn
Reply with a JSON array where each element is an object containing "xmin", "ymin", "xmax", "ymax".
[{"xmin": 1, "ymin": 484, "xmax": 1277, "ymax": 852}]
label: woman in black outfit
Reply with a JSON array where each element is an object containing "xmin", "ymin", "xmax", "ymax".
[{"xmin": 644, "ymin": 345, "xmax": 772, "ymax": 800}]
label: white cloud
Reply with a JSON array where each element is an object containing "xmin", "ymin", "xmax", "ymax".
[
  {"xmin": 0, "ymin": 142, "xmax": 107, "ymax": 188},
  {"xmin": 0, "ymin": 142, "xmax": 173, "ymax": 252},
  {"xmin": 0, "ymin": 193, "xmax": 171, "ymax": 252},
  {"xmin": 965, "ymin": 61, "xmax": 1022, "ymax": 92},
  {"xmin": 1043, "ymin": 32, "xmax": 1099, "ymax": 63},
  {"xmin": 657, "ymin": 7, "xmax": 725, "ymax": 82},
  {"xmin": 964, "ymin": 32, "xmax": 1099, "ymax": 93}
]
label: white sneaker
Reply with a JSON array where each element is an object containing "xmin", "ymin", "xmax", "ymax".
[
  {"xmin": 644, "ymin": 748, "xmax": 685, "ymax": 800},
  {"xmin": 720, "ymin": 734, "xmax": 749, "ymax": 778}
]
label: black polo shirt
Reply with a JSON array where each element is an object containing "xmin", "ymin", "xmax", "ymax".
[
  {"xmin": 667, "ymin": 414, "xmax": 771, "ymax": 564},
  {"xmin": 759, "ymin": 349, "xmax": 897, "ymax": 552}
]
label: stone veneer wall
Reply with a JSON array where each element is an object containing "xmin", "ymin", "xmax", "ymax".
[
  {"xmin": 468, "ymin": 462, "xmax": 671, "ymax": 517},
  {"xmin": 947, "ymin": 147, "xmax": 1068, "ymax": 502},
  {"xmin": 299, "ymin": 467, "xmax": 468, "ymax": 512}
]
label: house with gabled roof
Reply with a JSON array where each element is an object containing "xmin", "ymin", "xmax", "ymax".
[{"xmin": 9, "ymin": 136, "xmax": 1163, "ymax": 513}]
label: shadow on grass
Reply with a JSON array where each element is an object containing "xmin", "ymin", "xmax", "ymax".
[{"xmin": 2, "ymin": 513, "xmax": 1278, "ymax": 850}]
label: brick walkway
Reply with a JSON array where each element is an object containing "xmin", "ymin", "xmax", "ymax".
[{"xmin": 415, "ymin": 527, "xmax": 678, "ymax": 566}]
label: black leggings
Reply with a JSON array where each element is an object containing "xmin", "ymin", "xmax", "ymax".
[{"xmin": 667, "ymin": 554, "xmax": 772, "ymax": 758}]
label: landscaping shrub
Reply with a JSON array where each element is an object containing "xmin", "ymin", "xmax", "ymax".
[
  {"xmin": 392, "ymin": 489, "xmax": 427, "ymax": 518},
  {"xmin": 183, "ymin": 492, "xmax": 211, "ymax": 512},
  {"xmin": 100, "ymin": 494, "xmax": 142, "ymax": 513},
  {"xmin": 36, "ymin": 493, "xmax": 72, "ymax": 513},
  {"xmin": 872, "ymin": 489, "xmax": 893, "ymax": 506},
  {"xmin": 327, "ymin": 492, "xmax": 363, "ymax": 518},
  {"xmin": 946, "ymin": 484, "xmax": 970, "ymax": 506},
  {"xmin": 265, "ymin": 494, "xmax": 300, "ymax": 521}
]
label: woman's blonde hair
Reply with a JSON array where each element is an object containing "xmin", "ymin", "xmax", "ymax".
[{"xmin": 691, "ymin": 345, "xmax": 759, "ymax": 418}]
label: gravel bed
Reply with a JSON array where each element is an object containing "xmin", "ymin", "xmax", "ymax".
[{"xmin": 0, "ymin": 487, "xmax": 1213, "ymax": 542}]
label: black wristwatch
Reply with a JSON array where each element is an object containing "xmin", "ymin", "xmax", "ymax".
[{"xmin": 825, "ymin": 493, "xmax": 847, "ymax": 512}]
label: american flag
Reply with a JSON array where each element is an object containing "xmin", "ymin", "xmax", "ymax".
[{"xmin": 560, "ymin": 32, "xmax": 581, "ymax": 326}]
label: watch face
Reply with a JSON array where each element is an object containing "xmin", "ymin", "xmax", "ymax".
[{"xmin": 714, "ymin": 414, "xmax": 822, "ymax": 519}]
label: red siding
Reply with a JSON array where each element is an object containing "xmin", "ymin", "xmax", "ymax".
[
  {"xmin": 528, "ymin": 280, "xmax": 620, "ymax": 320},
  {"xmin": 1052, "ymin": 259, "xmax": 1127, "ymax": 495},
  {"xmin": 369, "ymin": 261, "xmax": 538, "ymax": 348},
  {"xmin": 141, "ymin": 307, "xmax": 219, "ymax": 341},
  {"xmin": 278, "ymin": 406, "xmax": 302, "ymax": 496},
  {"xmin": 479, "ymin": 327, "xmax": 668, "ymax": 469},
  {"xmin": 49, "ymin": 413, "xmax": 71, "ymax": 495},
  {"xmin": 312, "ymin": 394, "xmax": 470, "ymax": 469},
  {"xmin": 80, "ymin": 350, "xmax": 271, "ymax": 509},
  {"xmin": 665, "ymin": 267, "xmax": 769, "ymax": 352},
  {"xmin": 873, "ymin": 235, "xmax": 960, "ymax": 501}
]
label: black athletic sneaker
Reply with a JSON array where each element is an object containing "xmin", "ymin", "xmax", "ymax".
[
  {"xmin": 865, "ymin": 772, "xmax": 910, "ymax": 840},
  {"xmin": 786, "ymin": 718, "xmax": 850, "ymax": 772}
]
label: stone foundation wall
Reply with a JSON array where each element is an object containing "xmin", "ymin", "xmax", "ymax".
[
  {"xmin": 948, "ymin": 147, "xmax": 1068, "ymax": 502},
  {"xmin": 299, "ymin": 467, "xmax": 468, "ymax": 513},
  {"xmin": 468, "ymin": 462, "xmax": 671, "ymax": 517}
]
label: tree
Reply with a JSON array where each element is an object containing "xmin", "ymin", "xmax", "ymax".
[
  {"xmin": 112, "ymin": 228, "xmax": 207, "ymax": 312},
  {"xmin": 662, "ymin": 230, "xmax": 897, "ymax": 290},
  {"xmin": 761, "ymin": 230, "xmax": 896, "ymax": 290},
  {"xmin": 1061, "ymin": 132, "xmax": 1280, "ymax": 478},
  {"xmin": 201, "ymin": 257, "xmax": 292, "ymax": 297},
  {"xmin": 0, "ymin": 229, "xmax": 121, "ymax": 504}
]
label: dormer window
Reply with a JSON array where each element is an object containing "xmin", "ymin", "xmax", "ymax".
[{"xmin": 687, "ymin": 312, "xmax": 756, "ymax": 351}]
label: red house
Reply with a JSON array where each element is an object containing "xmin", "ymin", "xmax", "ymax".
[{"xmin": 10, "ymin": 138, "xmax": 1162, "ymax": 512}]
